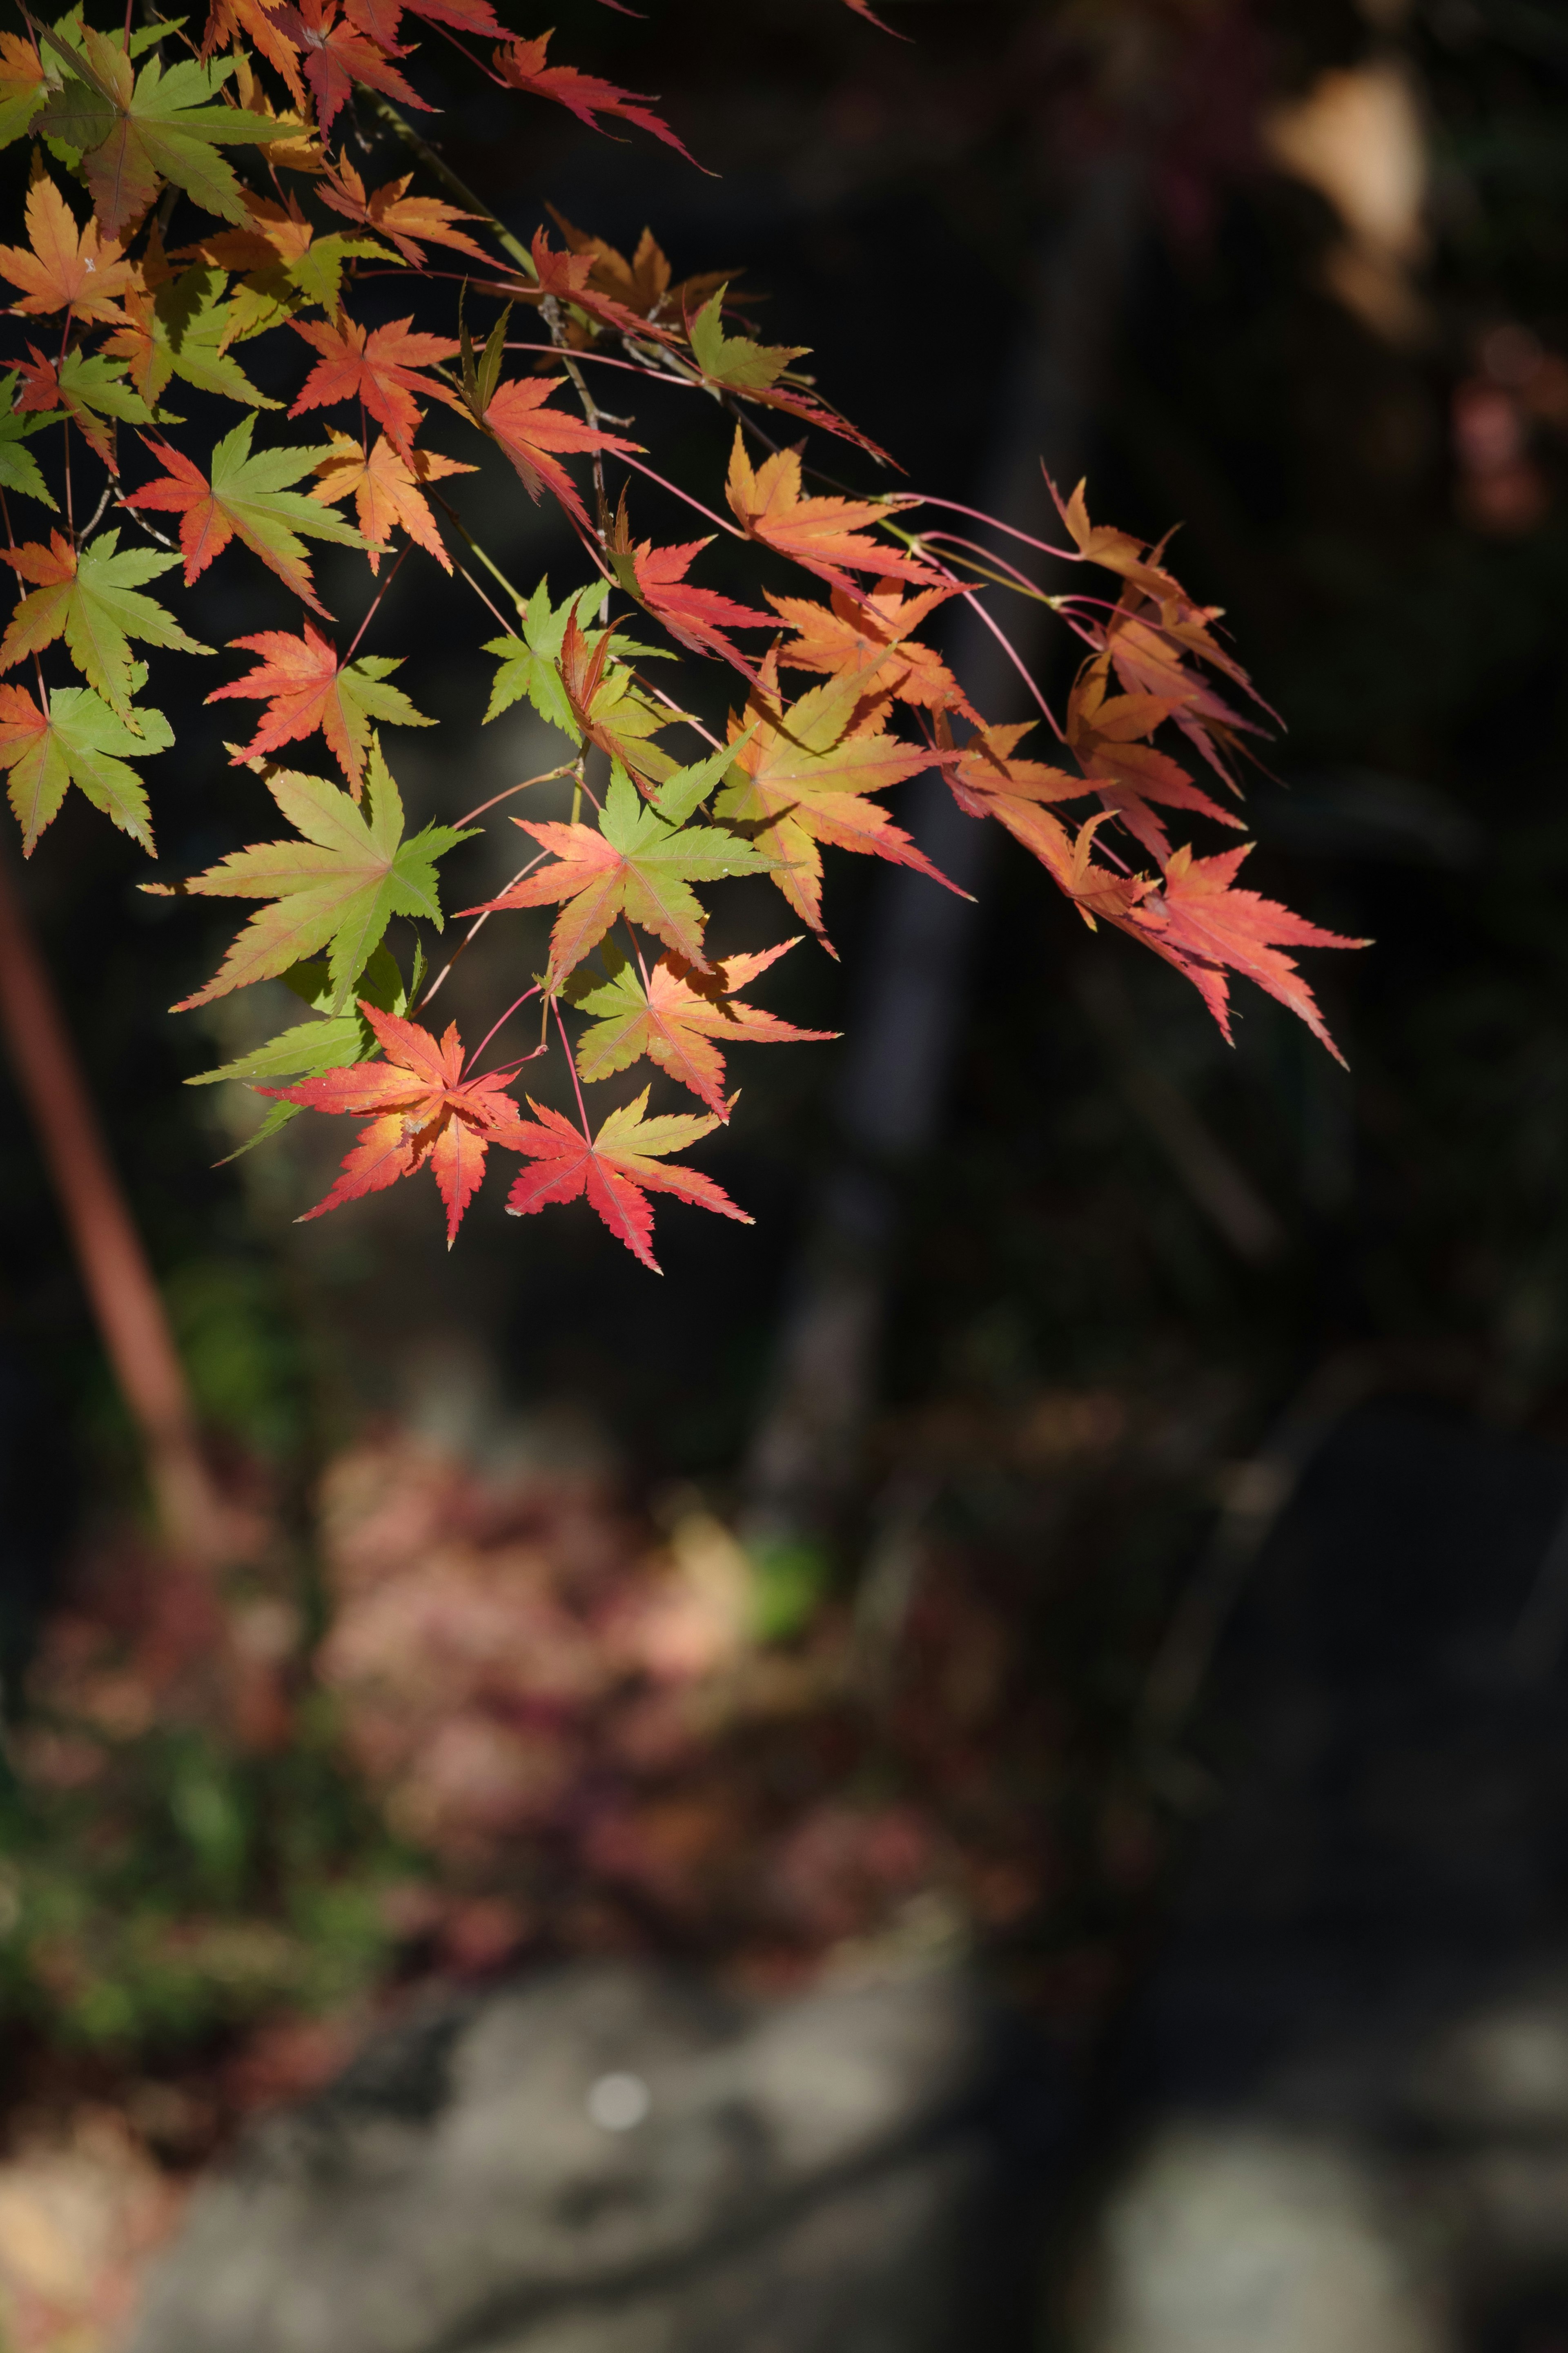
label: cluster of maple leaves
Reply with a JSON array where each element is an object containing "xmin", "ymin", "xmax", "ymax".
[{"xmin": 0, "ymin": 0, "xmax": 1361, "ymax": 1269}]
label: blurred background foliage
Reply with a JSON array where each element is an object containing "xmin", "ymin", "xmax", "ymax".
[{"xmin": 3, "ymin": 0, "xmax": 1568, "ymax": 2331}]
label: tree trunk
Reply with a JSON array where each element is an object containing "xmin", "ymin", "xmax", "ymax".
[
  {"xmin": 741, "ymin": 152, "xmax": 1145, "ymax": 1550},
  {"xmin": 0, "ymin": 851, "xmax": 230, "ymax": 1564}
]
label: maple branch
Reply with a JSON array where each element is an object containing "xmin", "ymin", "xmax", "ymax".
[
  {"xmin": 954, "ymin": 587, "xmax": 1067, "ymax": 741},
  {"xmin": 0, "ymin": 852, "xmax": 233, "ymax": 1564},
  {"xmin": 372, "ymin": 97, "xmax": 542, "ymax": 285},
  {"xmin": 555, "ymin": 995, "xmax": 594, "ymax": 1139},
  {"xmin": 344, "ymin": 541, "xmax": 410, "ymax": 663},
  {"xmin": 634, "ymin": 673, "xmax": 722, "ymax": 750},
  {"xmin": 455, "ymin": 763, "xmax": 575, "ymax": 831},
  {"xmin": 904, "ymin": 493, "xmax": 1080, "ymax": 564},
  {"xmin": 416, "ymin": 848, "xmax": 550, "ymax": 1011},
  {"xmin": 615, "ymin": 453, "xmax": 746, "ymax": 539},
  {"xmin": 430, "ymin": 491, "xmax": 528, "ymax": 622},
  {"xmin": 463, "ymin": 981, "xmax": 543, "ymax": 1075}
]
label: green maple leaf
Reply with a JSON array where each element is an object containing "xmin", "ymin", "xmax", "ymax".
[
  {"xmin": 123, "ymin": 415, "xmax": 364, "ymax": 615},
  {"xmin": 0, "ymin": 528, "xmax": 212, "ymax": 720},
  {"xmin": 686, "ymin": 288, "xmax": 809, "ymax": 395},
  {"xmin": 168, "ymin": 742, "xmax": 472, "ymax": 1013},
  {"xmin": 38, "ymin": 29, "xmax": 293, "ymax": 241},
  {"xmin": 0, "ymin": 672, "xmax": 173, "ymax": 852},
  {"xmin": 187, "ymin": 941, "xmax": 408, "ymax": 1157},
  {"xmin": 483, "ymin": 756, "xmax": 769, "ymax": 987},
  {"xmin": 483, "ymin": 576, "xmax": 610, "ymax": 732},
  {"xmin": 109, "ymin": 266, "xmax": 280, "ymax": 411},
  {"xmin": 0, "ymin": 372, "xmax": 60, "ymax": 510}
]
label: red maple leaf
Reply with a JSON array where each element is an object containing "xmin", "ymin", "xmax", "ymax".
[
  {"xmin": 1125, "ymin": 843, "xmax": 1366, "ymax": 1061},
  {"xmin": 608, "ymin": 509, "xmax": 773, "ymax": 675},
  {"xmin": 503, "ymin": 1090, "xmax": 751, "ymax": 1271},
  {"xmin": 273, "ymin": 0, "xmax": 432, "ymax": 136},
  {"xmin": 262, "ymin": 1003, "xmax": 529, "ymax": 1246},
  {"xmin": 479, "ymin": 376, "xmax": 641, "ymax": 532},
  {"xmin": 345, "ymin": 0, "xmax": 503, "ymax": 47},
  {"xmin": 496, "ymin": 226, "xmax": 679, "ymax": 343},
  {"xmin": 290, "ymin": 312, "xmax": 460, "ymax": 455},
  {"xmin": 206, "ymin": 619, "xmax": 429, "ymax": 794},
  {"xmin": 492, "ymin": 33, "xmax": 698, "ymax": 165}
]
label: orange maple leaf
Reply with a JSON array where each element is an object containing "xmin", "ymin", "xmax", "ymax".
[
  {"xmin": 289, "ymin": 312, "xmax": 459, "ymax": 453},
  {"xmin": 573, "ymin": 939, "xmax": 835, "ymax": 1115},
  {"xmin": 310, "ymin": 429, "xmax": 475, "ymax": 571},
  {"xmin": 715, "ymin": 647, "xmax": 958, "ymax": 939},
  {"xmin": 937, "ymin": 715, "xmax": 1149, "ymax": 928},
  {"xmin": 263, "ymin": 1003, "xmax": 528, "ymax": 1246},
  {"xmin": 0, "ymin": 172, "xmax": 134, "ymax": 323},
  {"xmin": 503, "ymin": 1090, "xmax": 750, "ymax": 1273},
  {"xmin": 477, "ymin": 376, "xmax": 641, "ymax": 533},
  {"xmin": 769, "ymin": 582, "xmax": 976, "ymax": 718},
  {"xmin": 1125, "ymin": 843, "xmax": 1366, "ymax": 1061},
  {"xmin": 726, "ymin": 428, "xmax": 936, "ymax": 597},
  {"xmin": 316, "ymin": 159, "xmax": 489, "ymax": 265},
  {"xmin": 497, "ymin": 227, "xmax": 679, "ymax": 343},
  {"xmin": 198, "ymin": 0, "xmax": 309, "ymax": 108},
  {"xmin": 207, "ymin": 618, "xmax": 430, "ymax": 792},
  {"xmin": 492, "ymin": 33, "xmax": 699, "ymax": 166},
  {"xmin": 1065, "ymin": 653, "xmax": 1244, "ymax": 861}
]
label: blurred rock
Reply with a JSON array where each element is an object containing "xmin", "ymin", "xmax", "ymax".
[
  {"xmin": 1075, "ymin": 1399, "xmax": 1568, "ymax": 2352},
  {"xmin": 123, "ymin": 1962, "xmax": 1053, "ymax": 2353}
]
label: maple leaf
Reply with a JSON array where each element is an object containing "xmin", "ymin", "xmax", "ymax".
[
  {"xmin": 344, "ymin": 0, "xmax": 504, "ymax": 44},
  {"xmin": 271, "ymin": 0, "xmax": 432, "ymax": 136},
  {"xmin": 0, "ymin": 529, "xmax": 211, "ymax": 719},
  {"xmin": 262, "ymin": 1001, "xmax": 525, "ymax": 1245},
  {"xmin": 0, "ymin": 171, "xmax": 134, "ymax": 323},
  {"xmin": 0, "ymin": 371, "xmax": 61, "ymax": 511},
  {"xmin": 208, "ymin": 619, "xmax": 434, "ymax": 794},
  {"xmin": 123, "ymin": 415, "xmax": 363, "ymax": 616},
  {"xmin": 1125, "ymin": 843, "xmax": 1365, "ymax": 1063},
  {"xmin": 769, "ymin": 582, "xmax": 975, "ymax": 718},
  {"xmin": 492, "ymin": 34, "xmax": 698, "ymax": 166},
  {"xmin": 289, "ymin": 312, "xmax": 460, "ymax": 457},
  {"xmin": 572, "ymin": 938, "xmax": 834, "ymax": 1114},
  {"xmin": 178, "ymin": 190, "xmax": 389, "ymax": 322},
  {"xmin": 499, "ymin": 226, "xmax": 677, "ymax": 344},
  {"xmin": 469, "ymin": 753, "xmax": 767, "ymax": 988},
  {"xmin": 607, "ymin": 502, "xmax": 773, "ymax": 676},
  {"xmin": 726, "ymin": 429, "xmax": 933, "ymax": 595},
  {"xmin": 504, "ymin": 1090, "xmax": 750, "ymax": 1273},
  {"xmin": 317, "ymin": 161, "xmax": 488, "ymax": 266},
  {"xmin": 0, "ymin": 33, "xmax": 47, "ymax": 152},
  {"xmin": 165, "ymin": 742, "xmax": 470, "ymax": 1011},
  {"xmin": 197, "ymin": 0, "xmax": 309, "ymax": 109},
  {"xmin": 548, "ymin": 609, "xmax": 682, "ymax": 787},
  {"xmin": 932, "ymin": 711, "xmax": 1154, "ymax": 931},
  {"xmin": 15, "ymin": 346, "xmax": 154, "ymax": 472},
  {"xmin": 546, "ymin": 207, "xmax": 731, "ymax": 331},
  {"xmin": 102, "ymin": 266, "xmax": 281, "ymax": 410},
  {"xmin": 466, "ymin": 375, "xmax": 641, "ymax": 534},
  {"xmin": 188, "ymin": 938, "xmax": 412, "ymax": 1160},
  {"xmin": 685, "ymin": 288, "xmax": 807, "ymax": 395},
  {"xmin": 713, "ymin": 649, "xmax": 957, "ymax": 938},
  {"xmin": 36, "ymin": 31, "xmax": 294, "ymax": 242},
  {"xmin": 310, "ymin": 429, "xmax": 475, "ymax": 572},
  {"xmin": 0, "ymin": 675, "xmax": 172, "ymax": 852},
  {"xmin": 1065, "ymin": 652, "xmax": 1244, "ymax": 861},
  {"xmin": 481, "ymin": 575, "xmax": 610, "ymax": 732}
]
